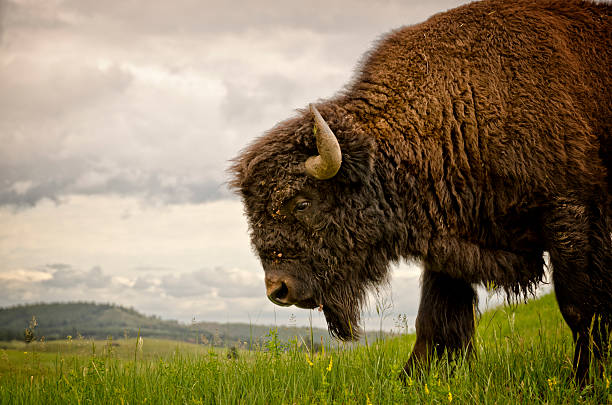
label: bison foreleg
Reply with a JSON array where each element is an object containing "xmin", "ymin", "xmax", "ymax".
[{"xmin": 403, "ymin": 267, "xmax": 477, "ymax": 379}]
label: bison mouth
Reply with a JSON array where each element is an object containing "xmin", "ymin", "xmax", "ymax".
[
  {"xmin": 295, "ymin": 297, "xmax": 318, "ymax": 309},
  {"xmin": 267, "ymin": 297, "xmax": 318, "ymax": 309},
  {"xmin": 263, "ymin": 266, "xmax": 363, "ymax": 341},
  {"xmin": 266, "ymin": 288, "xmax": 358, "ymax": 340},
  {"xmin": 272, "ymin": 295, "xmax": 359, "ymax": 341}
]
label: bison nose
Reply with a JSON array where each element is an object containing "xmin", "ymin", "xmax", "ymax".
[{"xmin": 265, "ymin": 275, "xmax": 293, "ymax": 306}]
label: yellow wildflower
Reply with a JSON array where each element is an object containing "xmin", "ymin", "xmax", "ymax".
[
  {"xmin": 305, "ymin": 355, "xmax": 313, "ymax": 367},
  {"xmin": 366, "ymin": 394, "xmax": 373, "ymax": 405},
  {"xmin": 547, "ymin": 377, "xmax": 557, "ymax": 391},
  {"xmin": 327, "ymin": 356, "xmax": 333, "ymax": 372},
  {"xmin": 448, "ymin": 391, "xmax": 453, "ymax": 402},
  {"xmin": 424, "ymin": 384, "xmax": 429, "ymax": 395}
]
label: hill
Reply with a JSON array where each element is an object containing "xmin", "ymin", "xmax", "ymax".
[{"xmin": 0, "ymin": 301, "xmax": 335, "ymax": 346}]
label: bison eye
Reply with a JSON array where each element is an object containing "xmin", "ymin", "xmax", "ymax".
[{"xmin": 294, "ymin": 200, "xmax": 311, "ymax": 213}]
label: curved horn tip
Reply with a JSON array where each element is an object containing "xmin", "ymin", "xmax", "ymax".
[{"xmin": 305, "ymin": 104, "xmax": 342, "ymax": 180}]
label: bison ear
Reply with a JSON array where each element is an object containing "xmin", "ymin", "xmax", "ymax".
[{"xmin": 336, "ymin": 130, "xmax": 376, "ymax": 184}]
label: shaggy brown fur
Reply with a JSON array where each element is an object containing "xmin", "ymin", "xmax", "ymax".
[{"xmin": 230, "ymin": 0, "xmax": 611, "ymax": 382}]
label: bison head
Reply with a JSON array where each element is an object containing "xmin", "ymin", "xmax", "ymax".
[{"xmin": 230, "ymin": 104, "xmax": 394, "ymax": 340}]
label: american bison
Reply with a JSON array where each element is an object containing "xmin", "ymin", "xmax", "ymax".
[{"xmin": 230, "ymin": 0, "xmax": 611, "ymax": 382}]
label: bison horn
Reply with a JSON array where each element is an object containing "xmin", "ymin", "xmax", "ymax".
[{"xmin": 305, "ymin": 104, "xmax": 342, "ymax": 180}]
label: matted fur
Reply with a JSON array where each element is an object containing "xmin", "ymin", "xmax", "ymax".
[{"xmin": 230, "ymin": 0, "xmax": 611, "ymax": 381}]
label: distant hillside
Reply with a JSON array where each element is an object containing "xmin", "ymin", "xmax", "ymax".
[{"xmin": 0, "ymin": 302, "xmax": 337, "ymax": 346}]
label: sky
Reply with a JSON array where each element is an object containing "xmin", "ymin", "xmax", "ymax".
[{"xmin": 0, "ymin": 0, "xmax": 551, "ymax": 332}]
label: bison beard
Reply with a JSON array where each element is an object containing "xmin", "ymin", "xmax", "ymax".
[
  {"xmin": 321, "ymin": 283, "xmax": 363, "ymax": 341},
  {"xmin": 230, "ymin": 0, "xmax": 611, "ymax": 385}
]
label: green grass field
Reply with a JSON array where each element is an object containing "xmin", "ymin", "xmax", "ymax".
[{"xmin": 0, "ymin": 293, "xmax": 610, "ymax": 404}]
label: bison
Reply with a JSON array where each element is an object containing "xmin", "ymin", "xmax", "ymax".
[{"xmin": 230, "ymin": 0, "xmax": 611, "ymax": 382}]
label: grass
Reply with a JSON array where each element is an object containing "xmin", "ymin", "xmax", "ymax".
[{"xmin": 0, "ymin": 293, "xmax": 610, "ymax": 404}]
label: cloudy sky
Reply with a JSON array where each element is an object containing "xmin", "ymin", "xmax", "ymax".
[{"xmin": 1, "ymin": 0, "xmax": 550, "ymax": 332}]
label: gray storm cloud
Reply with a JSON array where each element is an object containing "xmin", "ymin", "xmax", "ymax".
[
  {"xmin": 43, "ymin": 265, "xmax": 112, "ymax": 289},
  {"xmin": 0, "ymin": 0, "xmax": 467, "ymax": 207}
]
